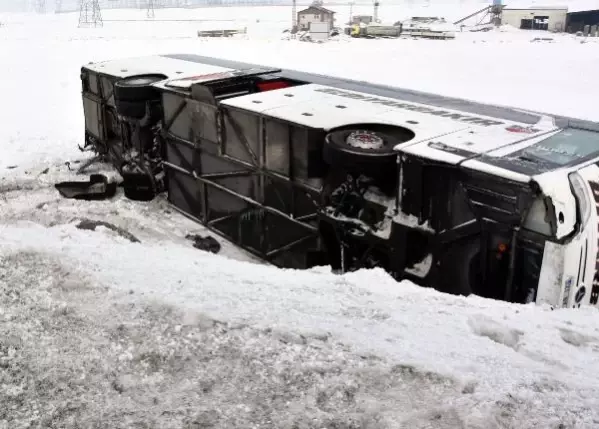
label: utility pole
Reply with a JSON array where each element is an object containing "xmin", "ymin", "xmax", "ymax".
[
  {"xmin": 55, "ymin": 0, "xmax": 62, "ymax": 13},
  {"xmin": 78, "ymin": 0, "xmax": 103, "ymax": 28},
  {"xmin": 373, "ymin": 0, "xmax": 379, "ymax": 23},
  {"xmin": 291, "ymin": 0, "xmax": 297, "ymax": 34}
]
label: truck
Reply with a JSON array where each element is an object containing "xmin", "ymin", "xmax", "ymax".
[
  {"xmin": 349, "ymin": 23, "xmax": 402, "ymax": 38},
  {"xmin": 79, "ymin": 54, "xmax": 599, "ymax": 309},
  {"xmin": 402, "ymin": 17, "xmax": 456, "ymax": 39}
]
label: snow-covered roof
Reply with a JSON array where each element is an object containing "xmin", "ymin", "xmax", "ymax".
[
  {"xmin": 504, "ymin": 4, "xmax": 568, "ymax": 11},
  {"xmin": 504, "ymin": 0, "xmax": 599, "ymax": 12},
  {"xmin": 298, "ymin": 5, "xmax": 336, "ymax": 15}
]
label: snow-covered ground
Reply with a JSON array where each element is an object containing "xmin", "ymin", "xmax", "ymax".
[{"xmin": 2, "ymin": 4, "xmax": 599, "ymax": 428}]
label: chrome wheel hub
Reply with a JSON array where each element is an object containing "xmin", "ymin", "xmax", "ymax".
[{"xmin": 346, "ymin": 130, "xmax": 384, "ymax": 149}]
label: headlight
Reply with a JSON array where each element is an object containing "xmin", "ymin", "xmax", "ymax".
[
  {"xmin": 568, "ymin": 172, "xmax": 591, "ymax": 229},
  {"xmin": 523, "ymin": 196, "xmax": 553, "ymax": 236}
]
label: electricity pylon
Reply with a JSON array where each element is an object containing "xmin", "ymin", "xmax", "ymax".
[{"xmin": 78, "ymin": 0, "xmax": 103, "ymax": 28}]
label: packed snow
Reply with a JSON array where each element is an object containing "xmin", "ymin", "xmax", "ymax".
[{"xmin": 2, "ymin": 3, "xmax": 599, "ymax": 428}]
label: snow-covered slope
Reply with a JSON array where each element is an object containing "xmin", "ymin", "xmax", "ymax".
[
  {"xmin": 2, "ymin": 5, "xmax": 599, "ymax": 428},
  {"xmin": 3, "ymin": 178, "xmax": 599, "ymax": 428},
  {"xmin": 3, "ymin": 170, "xmax": 599, "ymax": 428}
]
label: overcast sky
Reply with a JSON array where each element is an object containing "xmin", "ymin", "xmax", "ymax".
[{"xmin": 4, "ymin": 0, "xmax": 582, "ymax": 15}]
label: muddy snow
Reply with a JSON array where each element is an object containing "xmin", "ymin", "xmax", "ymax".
[{"xmin": 3, "ymin": 251, "xmax": 441, "ymax": 429}]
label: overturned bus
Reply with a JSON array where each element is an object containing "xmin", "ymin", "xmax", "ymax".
[{"xmin": 79, "ymin": 54, "xmax": 599, "ymax": 309}]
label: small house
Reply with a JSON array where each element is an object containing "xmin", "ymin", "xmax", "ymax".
[{"xmin": 298, "ymin": 5, "xmax": 336, "ymax": 31}]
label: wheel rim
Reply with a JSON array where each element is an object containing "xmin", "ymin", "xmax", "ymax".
[
  {"xmin": 119, "ymin": 74, "xmax": 166, "ymax": 86},
  {"xmin": 345, "ymin": 130, "xmax": 385, "ymax": 150},
  {"xmin": 125, "ymin": 77, "xmax": 156, "ymax": 85}
]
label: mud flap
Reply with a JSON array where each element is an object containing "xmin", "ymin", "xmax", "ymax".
[{"xmin": 55, "ymin": 174, "xmax": 117, "ymax": 201}]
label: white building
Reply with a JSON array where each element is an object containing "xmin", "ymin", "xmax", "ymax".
[
  {"xmin": 297, "ymin": 5, "xmax": 336, "ymax": 31},
  {"xmin": 502, "ymin": 6, "xmax": 568, "ymax": 31}
]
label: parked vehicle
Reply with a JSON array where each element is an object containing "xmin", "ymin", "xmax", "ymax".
[
  {"xmin": 348, "ymin": 22, "xmax": 402, "ymax": 38},
  {"xmin": 402, "ymin": 17, "xmax": 456, "ymax": 39}
]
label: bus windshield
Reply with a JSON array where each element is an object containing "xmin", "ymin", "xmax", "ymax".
[{"xmin": 515, "ymin": 128, "xmax": 599, "ymax": 167}]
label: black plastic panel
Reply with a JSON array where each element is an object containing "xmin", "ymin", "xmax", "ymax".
[
  {"xmin": 211, "ymin": 174, "xmax": 259, "ymax": 200},
  {"xmin": 204, "ymin": 184, "xmax": 262, "ymax": 252},
  {"xmin": 262, "ymin": 211, "xmax": 314, "ymax": 253},
  {"xmin": 222, "ymin": 108, "xmax": 261, "ymax": 165},
  {"xmin": 87, "ymin": 72, "xmax": 100, "ymax": 95},
  {"xmin": 165, "ymin": 138, "xmax": 195, "ymax": 173},
  {"xmin": 262, "ymin": 176, "xmax": 320, "ymax": 221},
  {"xmin": 190, "ymin": 99, "xmax": 219, "ymax": 144},
  {"xmin": 203, "ymin": 183, "xmax": 319, "ymax": 268},
  {"xmin": 100, "ymin": 76, "xmax": 116, "ymax": 107},
  {"xmin": 165, "ymin": 166, "xmax": 204, "ymax": 221},
  {"xmin": 462, "ymin": 171, "xmax": 532, "ymax": 226},
  {"xmin": 164, "ymin": 105, "xmax": 326, "ymax": 269},
  {"xmin": 165, "ymin": 166, "xmax": 322, "ymax": 269},
  {"xmin": 265, "ymin": 119, "xmax": 290, "ymax": 175},
  {"xmin": 163, "ymin": 92, "xmax": 192, "ymax": 141},
  {"xmin": 199, "ymin": 147, "xmax": 249, "ymax": 175},
  {"xmin": 82, "ymin": 96, "xmax": 102, "ymax": 140},
  {"xmin": 269, "ymin": 234, "xmax": 321, "ymax": 269}
]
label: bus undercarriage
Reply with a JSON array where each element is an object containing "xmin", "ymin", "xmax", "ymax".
[{"xmin": 78, "ymin": 57, "xmax": 569, "ymax": 306}]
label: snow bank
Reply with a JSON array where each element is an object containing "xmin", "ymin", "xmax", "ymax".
[{"xmin": 2, "ymin": 247, "xmax": 458, "ymax": 429}]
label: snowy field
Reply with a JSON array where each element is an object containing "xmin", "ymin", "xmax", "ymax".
[{"xmin": 2, "ymin": 3, "xmax": 599, "ymax": 428}]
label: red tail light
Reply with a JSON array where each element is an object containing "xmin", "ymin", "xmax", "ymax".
[{"xmin": 256, "ymin": 80, "xmax": 290, "ymax": 92}]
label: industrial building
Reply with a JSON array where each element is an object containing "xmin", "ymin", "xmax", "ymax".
[
  {"xmin": 567, "ymin": 1, "xmax": 599, "ymax": 33},
  {"xmin": 501, "ymin": 6, "xmax": 568, "ymax": 31},
  {"xmin": 297, "ymin": 5, "xmax": 336, "ymax": 31},
  {"xmin": 499, "ymin": 2, "xmax": 599, "ymax": 33}
]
